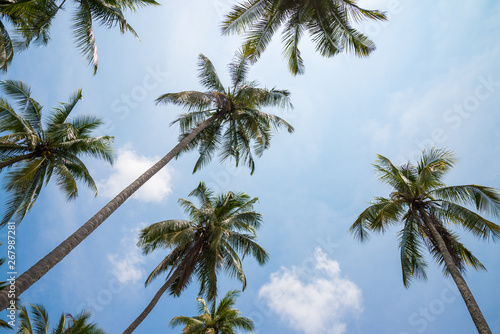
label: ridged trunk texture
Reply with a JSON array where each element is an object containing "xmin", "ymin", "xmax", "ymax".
[
  {"xmin": 0, "ymin": 115, "xmax": 219, "ymax": 310},
  {"xmin": 420, "ymin": 209, "xmax": 491, "ymax": 334}
]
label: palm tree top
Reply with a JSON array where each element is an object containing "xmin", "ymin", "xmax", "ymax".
[
  {"xmin": 221, "ymin": 0, "xmax": 387, "ymax": 75},
  {"xmin": 350, "ymin": 148, "xmax": 500, "ymax": 287},
  {"xmin": 16, "ymin": 304, "xmax": 105, "ymax": 334},
  {"xmin": 0, "ymin": 79, "xmax": 115, "ymax": 225},
  {"xmin": 138, "ymin": 182, "xmax": 269, "ymax": 301},
  {"xmin": 0, "ymin": 0, "xmax": 159, "ymax": 72},
  {"xmin": 156, "ymin": 51, "xmax": 294, "ymax": 174},
  {"xmin": 169, "ymin": 290, "xmax": 255, "ymax": 334}
]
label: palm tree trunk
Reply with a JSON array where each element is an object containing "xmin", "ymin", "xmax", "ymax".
[
  {"xmin": 0, "ymin": 152, "xmax": 37, "ymax": 170},
  {"xmin": 420, "ymin": 210, "xmax": 491, "ymax": 334},
  {"xmin": 0, "ymin": 115, "xmax": 219, "ymax": 310},
  {"xmin": 123, "ymin": 267, "xmax": 181, "ymax": 334}
]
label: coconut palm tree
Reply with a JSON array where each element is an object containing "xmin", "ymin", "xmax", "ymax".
[
  {"xmin": 350, "ymin": 148, "xmax": 500, "ymax": 334},
  {"xmin": 16, "ymin": 304, "xmax": 105, "ymax": 333},
  {"xmin": 0, "ymin": 0, "xmax": 158, "ymax": 72},
  {"xmin": 0, "ymin": 80, "xmax": 115, "ymax": 226},
  {"xmin": 0, "ymin": 52, "xmax": 292, "ymax": 310},
  {"xmin": 221, "ymin": 0, "xmax": 387, "ymax": 75},
  {"xmin": 169, "ymin": 290, "xmax": 254, "ymax": 334},
  {"xmin": 123, "ymin": 182, "xmax": 268, "ymax": 333}
]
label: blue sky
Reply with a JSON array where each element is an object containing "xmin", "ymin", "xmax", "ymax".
[{"xmin": 1, "ymin": 0, "xmax": 500, "ymax": 333}]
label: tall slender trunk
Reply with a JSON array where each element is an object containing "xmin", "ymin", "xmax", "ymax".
[
  {"xmin": 0, "ymin": 152, "xmax": 37, "ymax": 170},
  {"xmin": 124, "ymin": 238, "xmax": 205, "ymax": 333},
  {"xmin": 0, "ymin": 115, "xmax": 219, "ymax": 310},
  {"xmin": 420, "ymin": 209, "xmax": 491, "ymax": 334},
  {"xmin": 123, "ymin": 267, "xmax": 181, "ymax": 334}
]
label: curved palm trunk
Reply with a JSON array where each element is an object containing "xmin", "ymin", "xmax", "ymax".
[
  {"xmin": 0, "ymin": 115, "xmax": 219, "ymax": 310},
  {"xmin": 421, "ymin": 210, "xmax": 491, "ymax": 334},
  {"xmin": 123, "ymin": 267, "xmax": 181, "ymax": 334},
  {"xmin": 0, "ymin": 152, "xmax": 37, "ymax": 170},
  {"xmin": 124, "ymin": 238, "xmax": 205, "ymax": 333}
]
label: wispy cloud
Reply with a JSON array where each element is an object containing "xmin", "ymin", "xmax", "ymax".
[
  {"xmin": 258, "ymin": 248, "xmax": 363, "ymax": 334},
  {"xmin": 107, "ymin": 224, "xmax": 147, "ymax": 285},
  {"xmin": 98, "ymin": 146, "xmax": 173, "ymax": 203}
]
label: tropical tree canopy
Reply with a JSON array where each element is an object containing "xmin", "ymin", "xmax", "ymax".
[
  {"xmin": 169, "ymin": 290, "xmax": 254, "ymax": 334},
  {"xmin": 0, "ymin": 80, "xmax": 114, "ymax": 225},
  {"xmin": 139, "ymin": 182, "xmax": 269, "ymax": 301},
  {"xmin": 156, "ymin": 50, "xmax": 294, "ymax": 174},
  {"xmin": 16, "ymin": 304, "xmax": 105, "ymax": 334},
  {"xmin": 123, "ymin": 182, "xmax": 269, "ymax": 333},
  {"xmin": 350, "ymin": 148, "xmax": 500, "ymax": 287},
  {"xmin": 221, "ymin": 0, "xmax": 387, "ymax": 75},
  {"xmin": 0, "ymin": 0, "xmax": 158, "ymax": 72},
  {"xmin": 350, "ymin": 148, "xmax": 500, "ymax": 333}
]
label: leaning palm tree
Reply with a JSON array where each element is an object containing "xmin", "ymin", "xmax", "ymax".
[
  {"xmin": 16, "ymin": 304, "xmax": 105, "ymax": 333},
  {"xmin": 123, "ymin": 183, "xmax": 268, "ymax": 333},
  {"xmin": 169, "ymin": 290, "xmax": 254, "ymax": 334},
  {"xmin": 222, "ymin": 0, "xmax": 387, "ymax": 75},
  {"xmin": 350, "ymin": 148, "xmax": 500, "ymax": 334},
  {"xmin": 0, "ymin": 80, "xmax": 115, "ymax": 226},
  {"xmin": 0, "ymin": 0, "xmax": 158, "ymax": 72},
  {"xmin": 0, "ymin": 52, "xmax": 292, "ymax": 310}
]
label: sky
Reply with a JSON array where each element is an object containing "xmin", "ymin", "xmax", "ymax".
[{"xmin": 1, "ymin": 0, "xmax": 500, "ymax": 333}]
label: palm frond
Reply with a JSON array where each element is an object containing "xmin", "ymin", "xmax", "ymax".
[
  {"xmin": 398, "ymin": 216, "xmax": 428, "ymax": 287},
  {"xmin": 198, "ymin": 54, "xmax": 226, "ymax": 93},
  {"xmin": 433, "ymin": 202, "xmax": 500, "ymax": 240},
  {"xmin": 432, "ymin": 185, "xmax": 500, "ymax": 219},
  {"xmin": 221, "ymin": 0, "xmax": 270, "ymax": 35},
  {"xmin": 0, "ymin": 80, "xmax": 43, "ymax": 134},
  {"xmin": 228, "ymin": 48, "xmax": 251, "ymax": 89},
  {"xmin": 73, "ymin": 0, "xmax": 99, "ymax": 73},
  {"xmin": 47, "ymin": 88, "xmax": 83, "ymax": 126}
]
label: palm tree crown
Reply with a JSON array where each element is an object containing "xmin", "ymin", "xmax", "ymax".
[
  {"xmin": 124, "ymin": 182, "xmax": 268, "ymax": 333},
  {"xmin": 0, "ymin": 0, "xmax": 158, "ymax": 72},
  {"xmin": 169, "ymin": 290, "xmax": 254, "ymax": 334},
  {"xmin": 16, "ymin": 304, "xmax": 105, "ymax": 334},
  {"xmin": 350, "ymin": 148, "xmax": 500, "ymax": 333},
  {"xmin": 221, "ymin": 0, "xmax": 387, "ymax": 75},
  {"xmin": 0, "ymin": 80, "xmax": 114, "ymax": 225},
  {"xmin": 157, "ymin": 50, "xmax": 294, "ymax": 174},
  {"xmin": 140, "ymin": 182, "xmax": 268, "ymax": 300}
]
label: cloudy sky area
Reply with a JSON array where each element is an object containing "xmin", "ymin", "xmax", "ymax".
[{"xmin": 1, "ymin": 0, "xmax": 500, "ymax": 333}]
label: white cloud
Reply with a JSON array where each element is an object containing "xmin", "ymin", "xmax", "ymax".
[
  {"xmin": 258, "ymin": 248, "xmax": 362, "ymax": 334},
  {"xmin": 107, "ymin": 224, "xmax": 147, "ymax": 284},
  {"xmin": 98, "ymin": 146, "xmax": 173, "ymax": 203}
]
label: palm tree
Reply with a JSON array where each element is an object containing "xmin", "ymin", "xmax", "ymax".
[
  {"xmin": 0, "ymin": 0, "xmax": 158, "ymax": 72},
  {"xmin": 0, "ymin": 52, "xmax": 292, "ymax": 310},
  {"xmin": 169, "ymin": 290, "xmax": 254, "ymax": 334},
  {"xmin": 221, "ymin": 0, "xmax": 387, "ymax": 75},
  {"xmin": 123, "ymin": 182, "xmax": 268, "ymax": 333},
  {"xmin": 16, "ymin": 304, "xmax": 105, "ymax": 333},
  {"xmin": 0, "ymin": 80, "xmax": 115, "ymax": 226},
  {"xmin": 350, "ymin": 148, "xmax": 500, "ymax": 334}
]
